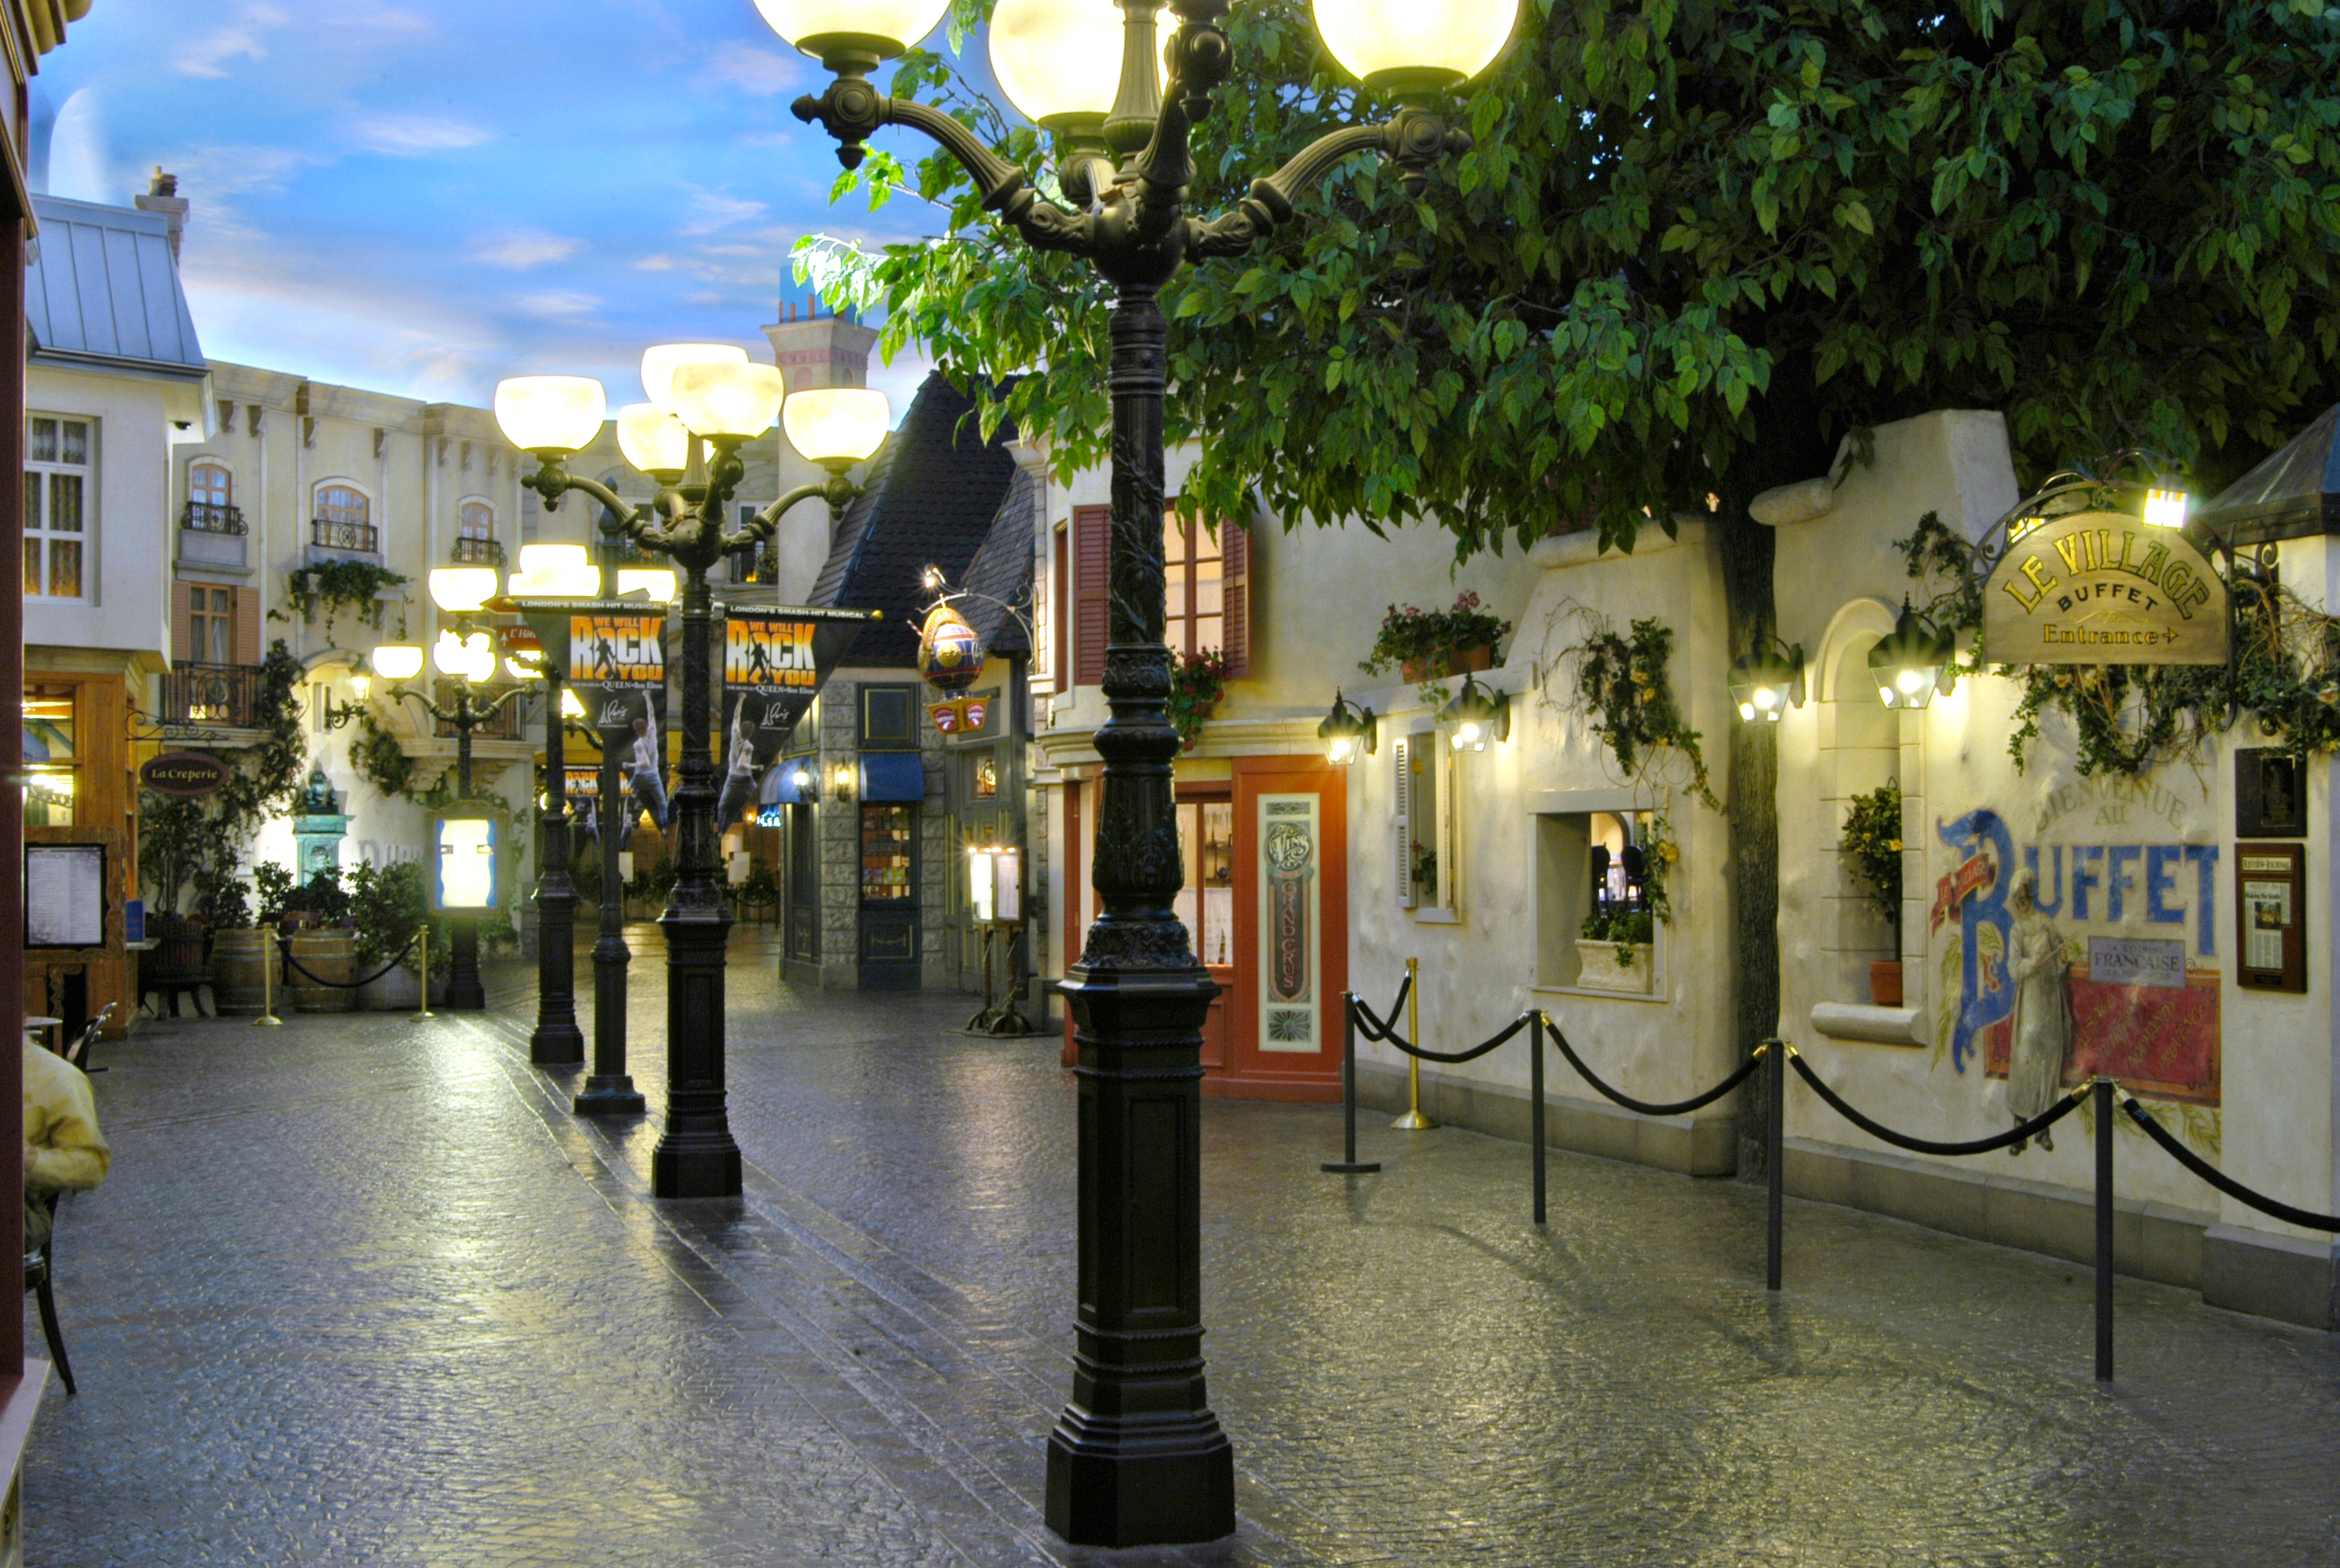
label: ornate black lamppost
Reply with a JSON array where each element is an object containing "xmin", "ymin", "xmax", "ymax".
[
  {"xmin": 765, "ymin": 0, "xmax": 1518, "ymax": 1544},
  {"xmin": 369, "ymin": 628, "xmax": 527, "ymax": 1011},
  {"xmin": 497, "ymin": 365, "xmax": 887, "ymax": 1196}
]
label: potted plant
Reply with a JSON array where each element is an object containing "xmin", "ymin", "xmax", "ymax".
[
  {"xmin": 1167, "ymin": 647, "xmax": 1230, "ymax": 750},
  {"xmin": 196, "ymin": 863, "xmax": 270, "ymax": 1016},
  {"xmin": 1842, "ymin": 780, "xmax": 1905, "ymax": 1005},
  {"xmin": 348, "ymin": 860, "xmax": 428, "ymax": 1010},
  {"xmin": 1575, "ymin": 908, "xmax": 1655, "ymax": 992},
  {"xmin": 1360, "ymin": 592, "xmax": 1512, "ymax": 685}
]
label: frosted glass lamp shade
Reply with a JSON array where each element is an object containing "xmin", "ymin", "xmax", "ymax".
[
  {"xmin": 617, "ymin": 567, "xmax": 678, "ymax": 605},
  {"xmin": 617, "ymin": 403, "xmax": 691, "ymax": 477},
  {"xmin": 989, "ymin": 0, "xmax": 1124, "ymax": 126},
  {"xmin": 435, "ymin": 630, "xmax": 496, "ymax": 682},
  {"xmin": 670, "ymin": 361, "xmax": 785, "ymax": 440},
  {"xmin": 782, "ymin": 387, "xmax": 891, "ymax": 465},
  {"xmin": 559, "ymin": 688, "xmax": 588, "ymax": 719},
  {"xmin": 753, "ymin": 0, "xmax": 948, "ymax": 65},
  {"xmin": 428, "ymin": 566, "xmax": 500, "ymax": 613},
  {"xmin": 369, "ymin": 644, "xmax": 425, "ymax": 682},
  {"xmin": 1311, "ymin": 0, "xmax": 1519, "ymax": 93},
  {"xmin": 639, "ymin": 344, "xmax": 748, "ymax": 417},
  {"xmin": 494, "ymin": 377, "xmax": 607, "ymax": 454},
  {"xmin": 508, "ymin": 544, "xmax": 601, "ymax": 598}
]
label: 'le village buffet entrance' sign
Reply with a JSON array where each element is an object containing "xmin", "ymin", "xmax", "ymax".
[{"xmin": 1984, "ymin": 508, "xmax": 2228, "ymax": 665}]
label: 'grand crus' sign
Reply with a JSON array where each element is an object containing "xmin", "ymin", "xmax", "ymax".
[{"xmin": 1982, "ymin": 508, "xmax": 2228, "ymax": 664}]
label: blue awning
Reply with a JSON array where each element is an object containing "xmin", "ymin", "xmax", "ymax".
[
  {"xmin": 860, "ymin": 752, "xmax": 926, "ymax": 802},
  {"xmin": 760, "ymin": 762, "xmax": 816, "ymax": 806}
]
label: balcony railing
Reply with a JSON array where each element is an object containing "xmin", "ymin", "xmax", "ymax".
[
  {"xmin": 160, "ymin": 662, "xmax": 267, "ymax": 729},
  {"xmin": 311, "ymin": 517, "xmax": 380, "ymax": 554},
  {"xmin": 435, "ymin": 683, "xmax": 524, "ymax": 741},
  {"xmin": 180, "ymin": 501, "xmax": 247, "ymax": 535},
  {"xmin": 449, "ymin": 536, "xmax": 505, "ymax": 566},
  {"xmin": 726, "ymin": 542, "xmax": 780, "ymax": 585}
]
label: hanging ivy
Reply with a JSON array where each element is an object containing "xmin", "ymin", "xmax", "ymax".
[
  {"xmin": 1546, "ymin": 606, "xmax": 1720, "ymax": 812},
  {"xmin": 138, "ymin": 638, "xmax": 308, "ymax": 920},
  {"xmin": 289, "ymin": 560, "xmax": 409, "ymax": 643},
  {"xmin": 351, "ymin": 709, "xmax": 428, "ymax": 801},
  {"xmin": 1897, "ymin": 513, "xmax": 2340, "ymax": 778}
]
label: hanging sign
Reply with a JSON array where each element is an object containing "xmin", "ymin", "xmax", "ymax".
[
  {"xmin": 568, "ymin": 611, "xmax": 667, "ymax": 688},
  {"xmin": 928, "ymin": 696, "xmax": 991, "ymax": 735},
  {"xmin": 1983, "ymin": 509, "xmax": 2228, "ymax": 664},
  {"xmin": 140, "ymin": 751, "xmax": 231, "ymax": 797},
  {"xmin": 916, "ymin": 602, "xmax": 986, "ymax": 692},
  {"xmin": 720, "ymin": 606, "xmax": 873, "ymax": 739}
]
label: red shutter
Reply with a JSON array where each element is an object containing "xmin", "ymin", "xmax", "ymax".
[
  {"xmin": 1220, "ymin": 518, "xmax": 1250, "ymax": 678},
  {"xmin": 170, "ymin": 583, "xmax": 191, "ymax": 666},
  {"xmin": 1052, "ymin": 523, "xmax": 1069, "ymax": 693},
  {"xmin": 234, "ymin": 586, "xmax": 260, "ymax": 666},
  {"xmin": 1073, "ymin": 504, "xmax": 1109, "ymax": 688}
]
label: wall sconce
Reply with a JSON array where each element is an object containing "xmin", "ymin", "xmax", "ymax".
[
  {"xmin": 1440, "ymin": 675, "xmax": 1509, "ymax": 752},
  {"xmin": 1868, "ymin": 598, "xmax": 1956, "ymax": 710},
  {"xmin": 318, "ymin": 668, "xmax": 372, "ymax": 730},
  {"xmin": 2143, "ymin": 487, "xmax": 2191, "ymax": 529},
  {"xmin": 1318, "ymin": 690, "xmax": 1377, "ymax": 766},
  {"xmin": 832, "ymin": 762, "xmax": 857, "ymax": 802},
  {"xmin": 1730, "ymin": 636, "xmax": 1806, "ymax": 724}
]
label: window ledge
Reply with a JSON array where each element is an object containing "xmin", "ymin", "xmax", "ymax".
[
  {"xmin": 1532, "ymin": 983, "xmax": 1669, "ymax": 1006},
  {"xmin": 1410, "ymin": 908, "xmax": 1461, "ymax": 925},
  {"xmin": 1810, "ymin": 1002, "xmax": 1922, "ymax": 1046}
]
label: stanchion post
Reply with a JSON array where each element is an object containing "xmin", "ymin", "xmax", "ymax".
[
  {"xmin": 1322, "ymin": 992, "xmax": 1381, "ymax": 1175},
  {"xmin": 1765, "ymin": 1039, "xmax": 1784, "ymax": 1292},
  {"xmin": 2094, "ymin": 1075, "xmax": 2114, "ymax": 1382},
  {"xmin": 254, "ymin": 926, "xmax": 282, "ymax": 1028},
  {"xmin": 1392, "ymin": 956, "xmax": 1436, "ymax": 1130},
  {"xmin": 1530, "ymin": 1012, "xmax": 1547, "ymax": 1227},
  {"xmin": 410, "ymin": 924, "xmax": 435, "ymax": 1022}
]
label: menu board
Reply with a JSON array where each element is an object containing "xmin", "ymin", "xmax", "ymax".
[
  {"xmin": 25, "ymin": 845, "xmax": 105, "ymax": 948},
  {"xmin": 2235, "ymin": 841, "xmax": 2306, "ymax": 993}
]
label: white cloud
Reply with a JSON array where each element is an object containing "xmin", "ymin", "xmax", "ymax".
[
  {"xmin": 682, "ymin": 191, "xmax": 766, "ymax": 235},
  {"xmin": 708, "ymin": 47, "xmax": 806, "ymax": 96},
  {"xmin": 351, "ymin": 115, "xmax": 491, "ymax": 155},
  {"xmin": 632, "ymin": 254, "xmax": 679, "ymax": 271},
  {"xmin": 515, "ymin": 291, "xmax": 600, "ymax": 319},
  {"xmin": 179, "ymin": 4, "xmax": 288, "ymax": 78},
  {"xmin": 471, "ymin": 231, "xmax": 585, "ymax": 269}
]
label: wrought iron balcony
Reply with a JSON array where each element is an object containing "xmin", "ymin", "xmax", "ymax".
[
  {"xmin": 311, "ymin": 517, "xmax": 380, "ymax": 554},
  {"xmin": 179, "ymin": 501, "xmax": 247, "ymax": 535},
  {"xmin": 159, "ymin": 662, "xmax": 267, "ymax": 729},
  {"xmin": 449, "ymin": 536, "xmax": 505, "ymax": 566},
  {"xmin": 726, "ymin": 541, "xmax": 780, "ymax": 585},
  {"xmin": 435, "ymin": 683, "xmax": 524, "ymax": 740}
]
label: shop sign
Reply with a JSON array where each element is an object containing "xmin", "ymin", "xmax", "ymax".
[
  {"xmin": 1983, "ymin": 508, "xmax": 2227, "ymax": 664},
  {"xmin": 929, "ymin": 696, "xmax": 990, "ymax": 734},
  {"xmin": 140, "ymin": 751, "xmax": 230, "ymax": 797}
]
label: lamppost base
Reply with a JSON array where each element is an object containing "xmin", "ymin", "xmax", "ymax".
[
  {"xmin": 1045, "ymin": 1410, "xmax": 1236, "ymax": 1547},
  {"xmin": 530, "ymin": 1022, "xmax": 586, "ymax": 1066},
  {"xmin": 573, "ymin": 1078, "xmax": 646, "ymax": 1116},
  {"xmin": 651, "ymin": 1139, "xmax": 742, "ymax": 1199}
]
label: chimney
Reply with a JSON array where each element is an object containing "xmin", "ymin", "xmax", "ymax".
[{"xmin": 135, "ymin": 167, "xmax": 189, "ymax": 262}]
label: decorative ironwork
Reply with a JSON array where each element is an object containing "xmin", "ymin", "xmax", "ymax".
[
  {"xmin": 311, "ymin": 516, "xmax": 380, "ymax": 554},
  {"xmin": 158, "ymin": 662, "xmax": 266, "ymax": 729},
  {"xmin": 449, "ymin": 536, "xmax": 507, "ymax": 566},
  {"xmin": 179, "ymin": 501, "xmax": 246, "ymax": 535},
  {"xmin": 434, "ymin": 682, "xmax": 523, "ymax": 740}
]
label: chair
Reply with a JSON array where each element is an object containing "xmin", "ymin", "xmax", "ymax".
[
  {"xmin": 63, "ymin": 1002, "xmax": 117, "ymax": 1075},
  {"xmin": 138, "ymin": 914, "xmax": 212, "ymax": 1018},
  {"xmin": 24, "ymin": 1191, "xmax": 75, "ymax": 1396}
]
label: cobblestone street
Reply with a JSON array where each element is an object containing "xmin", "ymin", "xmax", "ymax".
[{"xmin": 23, "ymin": 933, "xmax": 2340, "ymax": 1566}]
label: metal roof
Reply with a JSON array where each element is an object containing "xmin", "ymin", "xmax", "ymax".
[{"xmin": 25, "ymin": 193, "xmax": 206, "ymax": 377}]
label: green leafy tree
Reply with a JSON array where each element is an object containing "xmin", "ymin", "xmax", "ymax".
[
  {"xmin": 799, "ymin": 0, "xmax": 2340, "ymax": 1141},
  {"xmin": 140, "ymin": 639, "xmax": 308, "ymax": 918}
]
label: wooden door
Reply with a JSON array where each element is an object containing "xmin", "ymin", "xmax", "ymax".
[{"xmin": 1217, "ymin": 759, "xmax": 1347, "ymax": 1101}]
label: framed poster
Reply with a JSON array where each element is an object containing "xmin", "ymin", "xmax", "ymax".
[
  {"xmin": 24, "ymin": 844, "xmax": 105, "ymax": 948},
  {"xmin": 2236, "ymin": 842, "xmax": 2306, "ymax": 993}
]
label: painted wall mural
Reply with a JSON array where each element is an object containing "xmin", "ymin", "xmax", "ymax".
[{"xmin": 1934, "ymin": 778, "xmax": 2222, "ymax": 1123}]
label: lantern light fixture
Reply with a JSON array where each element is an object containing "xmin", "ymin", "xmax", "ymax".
[
  {"xmin": 1439, "ymin": 674, "xmax": 1509, "ymax": 752},
  {"xmin": 559, "ymin": 687, "xmax": 588, "ymax": 720},
  {"xmin": 1318, "ymin": 690, "xmax": 1378, "ymax": 765},
  {"xmin": 348, "ymin": 671, "xmax": 371, "ymax": 703},
  {"xmin": 616, "ymin": 566, "xmax": 679, "ymax": 605},
  {"xmin": 617, "ymin": 402, "xmax": 692, "ymax": 480},
  {"xmin": 639, "ymin": 343, "xmax": 748, "ymax": 417},
  {"xmin": 1730, "ymin": 636, "xmax": 1807, "ymax": 724},
  {"xmin": 493, "ymin": 376, "xmax": 606, "ymax": 457},
  {"xmin": 988, "ymin": 0, "xmax": 1126, "ymax": 128},
  {"xmin": 1310, "ymin": 0, "xmax": 1519, "ymax": 96},
  {"xmin": 428, "ymin": 566, "xmax": 500, "ymax": 613},
  {"xmin": 1868, "ymin": 599, "xmax": 1957, "ymax": 710},
  {"xmin": 781, "ymin": 387, "xmax": 892, "ymax": 467},
  {"xmin": 2144, "ymin": 487, "xmax": 2191, "ymax": 530},
  {"xmin": 668, "ymin": 360, "xmax": 785, "ymax": 442},
  {"xmin": 369, "ymin": 642, "xmax": 425, "ymax": 682},
  {"xmin": 752, "ymin": 0, "xmax": 952, "ymax": 71},
  {"xmin": 508, "ymin": 543, "xmax": 601, "ymax": 599},
  {"xmin": 434, "ymin": 629, "xmax": 497, "ymax": 683}
]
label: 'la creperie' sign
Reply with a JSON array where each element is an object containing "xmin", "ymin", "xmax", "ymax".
[{"xmin": 1982, "ymin": 508, "xmax": 2227, "ymax": 664}]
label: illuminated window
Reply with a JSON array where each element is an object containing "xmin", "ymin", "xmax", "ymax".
[
  {"xmin": 1162, "ymin": 511, "xmax": 1224, "ymax": 660},
  {"xmin": 21, "ymin": 686, "xmax": 76, "ymax": 826},
  {"xmin": 190, "ymin": 586, "xmax": 234, "ymax": 666},
  {"xmin": 24, "ymin": 416, "xmax": 92, "ymax": 600}
]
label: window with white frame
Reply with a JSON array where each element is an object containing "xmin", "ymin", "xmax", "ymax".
[
  {"xmin": 1392, "ymin": 729, "xmax": 1455, "ymax": 914},
  {"xmin": 24, "ymin": 415, "xmax": 93, "ymax": 600},
  {"xmin": 1536, "ymin": 809, "xmax": 1662, "ymax": 988}
]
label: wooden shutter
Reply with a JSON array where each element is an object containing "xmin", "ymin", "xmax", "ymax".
[
  {"xmin": 233, "ymin": 586, "xmax": 260, "ymax": 666},
  {"xmin": 170, "ymin": 583, "xmax": 192, "ymax": 666},
  {"xmin": 1393, "ymin": 735, "xmax": 1415, "ymax": 908},
  {"xmin": 1052, "ymin": 523, "xmax": 1069, "ymax": 693},
  {"xmin": 1220, "ymin": 518, "xmax": 1250, "ymax": 678},
  {"xmin": 1073, "ymin": 504, "xmax": 1109, "ymax": 688}
]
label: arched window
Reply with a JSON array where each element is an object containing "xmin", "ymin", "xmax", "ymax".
[
  {"xmin": 459, "ymin": 500, "xmax": 494, "ymax": 540},
  {"xmin": 453, "ymin": 499, "xmax": 500, "ymax": 564},
  {"xmin": 184, "ymin": 460, "xmax": 239, "ymax": 535},
  {"xmin": 313, "ymin": 483, "xmax": 376, "ymax": 552}
]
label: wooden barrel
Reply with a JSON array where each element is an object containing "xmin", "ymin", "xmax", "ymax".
[
  {"xmin": 286, "ymin": 930, "xmax": 355, "ymax": 1013},
  {"xmin": 209, "ymin": 927, "xmax": 269, "ymax": 1015}
]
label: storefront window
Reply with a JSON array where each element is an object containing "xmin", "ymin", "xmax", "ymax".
[
  {"xmin": 861, "ymin": 805, "xmax": 915, "ymax": 900},
  {"xmin": 1173, "ymin": 799, "xmax": 1236, "ymax": 966},
  {"xmin": 23, "ymin": 686, "xmax": 77, "ymax": 826}
]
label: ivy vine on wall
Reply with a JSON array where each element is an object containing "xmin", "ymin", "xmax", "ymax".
[
  {"xmin": 1543, "ymin": 603, "xmax": 1720, "ymax": 812},
  {"xmin": 289, "ymin": 560, "xmax": 410, "ymax": 643}
]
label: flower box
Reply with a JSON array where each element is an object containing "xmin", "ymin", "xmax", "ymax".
[
  {"xmin": 1574, "ymin": 938, "xmax": 1654, "ymax": 994},
  {"xmin": 1399, "ymin": 644, "xmax": 1494, "ymax": 684}
]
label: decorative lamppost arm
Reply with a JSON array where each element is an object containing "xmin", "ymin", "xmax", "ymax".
[{"xmin": 746, "ymin": 474, "xmax": 863, "ymax": 540}]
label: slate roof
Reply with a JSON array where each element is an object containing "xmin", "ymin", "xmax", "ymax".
[
  {"xmin": 26, "ymin": 194, "xmax": 206, "ymax": 376},
  {"xmin": 957, "ymin": 464, "xmax": 1038, "ymax": 659},
  {"xmin": 810, "ymin": 371, "xmax": 1021, "ymax": 666},
  {"xmin": 2196, "ymin": 402, "xmax": 2340, "ymax": 543}
]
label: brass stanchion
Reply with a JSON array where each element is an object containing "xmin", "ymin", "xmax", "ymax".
[
  {"xmin": 410, "ymin": 924, "xmax": 435, "ymax": 1021},
  {"xmin": 1391, "ymin": 956, "xmax": 1436, "ymax": 1130},
  {"xmin": 253, "ymin": 927, "xmax": 282, "ymax": 1028}
]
